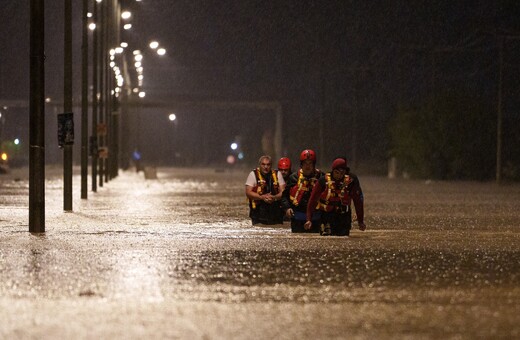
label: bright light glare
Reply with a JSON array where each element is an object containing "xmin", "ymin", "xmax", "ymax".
[
  {"xmin": 123, "ymin": 23, "xmax": 132, "ymax": 30},
  {"xmin": 134, "ymin": 54, "xmax": 143, "ymax": 62},
  {"xmin": 138, "ymin": 91, "xmax": 146, "ymax": 98},
  {"xmin": 14, "ymin": 138, "xmax": 20, "ymax": 145},
  {"xmin": 121, "ymin": 11, "xmax": 131, "ymax": 20},
  {"xmin": 230, "ymin": 143, "xmax": 238, "ymax": 150},
  {"xmin": 1, "ymin": 153, "xmax": 7, "ymax": 161},
  {"xmin": 169, "ymin": 113, "xmax": 177, "ymax": 121},
  {"xmin": 89, "ymin": 23, "xmax": 96, "ymax": 31},
  {"xmin": 121, "ymin": 42, "xmax": 128, "ymax": 48},
  {"xmin": 157, "ymin": 48, "xmax": 166, "ymax": 56},
  {"xmin": 149, "ymin": 41, "xmax": 159, "ymax": 49}
]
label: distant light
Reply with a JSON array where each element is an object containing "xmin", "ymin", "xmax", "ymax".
[
  {"xmin": 87, "ymin": 12, "xmax": 92, "ymax": 18},
  {"xmin": 134, "ymin": 54, "xmax": 143, "ymax": 62},
  {"xmin": 238, "ymin": 152, "xmax": 244, "ymax": 160},
  {"xmin": 1, "ymin": 153, "xmax": 7, "ymax": 161},
  {"xmin": 115, "ymin": 47, "xmax": 124, "ymax": 54},
  {"xmin": 227, "ymin": 155, "xmax": 236, "ymax": 164},
  {"xmin": 149, "ymin": 41, "xmax": 159, "ymax": 49},
  {"xmin": 138, "ymin": 91, "xmax": 146, "ymax": 98},
  {"xmin": 230, "ymin": 143, "xmax": 238, "ymax": 150},
  {"xmin": 121, "ymin": 11, "xmax": 131, "ymax": 20},
  {"xmin": 45, "ymin": 97, "xmax": 52, "ymax": 103},
  {"xmin": 109, "ymin": 49, "xmax": 116, "ymax": 56},
  {"xmin": 123, "ymin": 23, "xmax": 132, "ymax": 30},
  {"xmin": 168, "ymin": 114, "xmax": 177, "ymax": 122},
  {"xmin": 89, "ymin": 23, "xmax": 96, "ymax": 31},
  {"xmin": 14, "ymin": 138, "xmax": 20, "ymax": 145},
  {"xmin": 120, "ymin": 42, "xmax": 128, "ymax": 48},
  {"xmin": 157, "ymin": 48, "xmax": 166, "ymax": 56},
  {"xmin": 133, "ymin": 49, "xmax": 141, "ymax": 55},
  {"xmin": 133, "ymin": 88, "xmax": 139, "ymax": 93}
]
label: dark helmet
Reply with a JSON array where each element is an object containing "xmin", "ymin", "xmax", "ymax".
[
  {"xmin": 278, "ymin": 157, "xmax": 291, "ymax": 170},
  {"xmin": 300, "ymin": 149, "xmax": 316, "ymax": 162}
]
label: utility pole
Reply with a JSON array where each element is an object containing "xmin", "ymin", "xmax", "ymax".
[
  {"xmin": 63, "ymin": 0, "xmax": 73, "ymax": 211},
  {"xmin": 81, "ymin": 0, "xmax": 89, "ymax": 199},
  {"xmin": 29, "ymin": 0, "xmax": 45, "ymax": 233},
  {"xmin": 496, "ymin": 35, "xmax": 504, "ymax": 184},
  {"xmin": 91, "ymin": 0, "xmax": 99, "ymax": 193}
]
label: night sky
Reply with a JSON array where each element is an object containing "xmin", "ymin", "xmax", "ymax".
[{"xmin": 0, "ymin": 1, "xmax": 519, "ymax": 169}]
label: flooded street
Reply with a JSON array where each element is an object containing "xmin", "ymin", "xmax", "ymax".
[{"xmin": 1, "ymin": 167, "xmax": 519, "ymax": 339}]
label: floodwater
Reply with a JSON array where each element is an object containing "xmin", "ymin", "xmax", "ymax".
[{"xmin": 0, "ymin": 166, "xmax": 519, "ymax": 339}]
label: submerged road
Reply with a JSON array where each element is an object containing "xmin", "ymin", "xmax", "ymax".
[{"xmin": 1, "ymin": 166, "xmax": 519, "ymax": 339}]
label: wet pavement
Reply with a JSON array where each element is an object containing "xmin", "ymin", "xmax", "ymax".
[{"xmin": 1, "ymin": 166, "xmax": 519, "ymax": 339}]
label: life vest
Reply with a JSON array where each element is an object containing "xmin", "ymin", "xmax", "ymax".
[
  {"xmin": 249, "ymin": 168, "xmax": 279, "ymax": 209},
  {"xmin": 318, "ymin": 173, "xmax": 353, "ymax": 213},
  {"xmin": 289, "ymin": 169, "xmax": 320, "ymax": 207}
]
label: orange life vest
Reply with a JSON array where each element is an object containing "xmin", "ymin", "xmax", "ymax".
[
  {"xmin": 249, "ymin": 168, "xmax": 279, "ymax": 209},
  {"xmin": 318, "ymin": 173, "xmax": 353, "ymax": 213},
  {"xmin": 289, "ymin": 169, "xmax": 320, "ymax": 207}
]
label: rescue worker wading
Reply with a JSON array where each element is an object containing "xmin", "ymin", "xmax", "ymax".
[
  {"xmin": 281, "ymin": 149, "xmax": 324, "ymax": 233},
  {"xmin": 277, "ymin": 157, "xmax": 292, "ymax": 183},
  {"xmin": 305, "ymin": 157, "xmax": 366, "ymax": 236},
  {"xmin": 245, "ymin": 155, "xmax": 286, "ymax": 225}
]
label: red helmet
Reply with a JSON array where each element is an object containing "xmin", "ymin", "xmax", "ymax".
[
  {"xmin": 300, "ymin": 149, "xmax": 316, "ymax": 162},
  {"xmin": 278, "ymin": 157, "xmax": 291, "ymax": 170}
]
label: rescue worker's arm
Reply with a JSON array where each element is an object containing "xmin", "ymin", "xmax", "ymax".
[
  {"xmin": 304, "ymin": 180, "xmax": 324, "ymax": 230},
  {"xmin": 274, "ymin": 183, "xmax": 285, "ymax": 202},
  {"xmin": 274, "ymin": 172, "xmax": 286, "ymax": 202},
  {"xmin": 281, "ymin": 174, "xmax": 296, "ymax": 216},
  {"xmin": 245, "ymin": 185, "xmax": 274, "ymax": 204},
  {"xmin": 350, "ymin": 176, "xmax": 366, "ymax": 231}
]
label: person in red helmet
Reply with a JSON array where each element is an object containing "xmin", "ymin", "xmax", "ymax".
[
  {"xmin": 277, "ymin": 157, "xmax": 292, "ymax": 183},
  {"xmin": 305, "ymin": 157, "xmax": 366, "ymax": 236},
  {"xmin": 281, "ymin": 149, "xmax": 324, "ymax": 233},
  {"xmin": 245, "ymin": 155, "xmax": 286, "ymax": 225}
]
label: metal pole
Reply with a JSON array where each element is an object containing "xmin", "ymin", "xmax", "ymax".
[
  {"xmin": 63, "ymin": 0, "xmax": 73, "ymax": 211},
  {"xmin": 29, "ymin": 0, "xmax": 45, "ymax": 233},
  {"xmin": 496, "ymin": 36, "xmax": 504, "ymax": 184},
  {"xmin": 81, "ymin": 0, "xmax": 89, "ymax": 199},
  {"xmin": 91, "ymin": 0, "xmax": 98, "ymax": 193},
  {"xmin": 98, "ymin": 0, "xmax": 106, "ymax": 187}
]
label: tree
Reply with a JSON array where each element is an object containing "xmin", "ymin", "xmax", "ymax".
[{"xmin": 390, "ymin": 93, "xmax": 495, "ymax": 180}]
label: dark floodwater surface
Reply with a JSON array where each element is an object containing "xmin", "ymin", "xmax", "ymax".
[{"xmin": 0, "ymin": 167, "xmax": 519, "ymax": 339}]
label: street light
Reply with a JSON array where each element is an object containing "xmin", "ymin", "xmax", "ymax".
[{"xmin": 121, "ymin": 11, "xmax": 131, "ymax": 20}]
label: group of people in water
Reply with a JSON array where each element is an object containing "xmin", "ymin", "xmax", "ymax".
[{"xmin": 245, "ymin": 149, "xmax": 366, "ymax": 236}]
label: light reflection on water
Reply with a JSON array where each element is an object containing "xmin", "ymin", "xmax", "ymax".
[{"xmin": 1, "ymin": 167, "xmax": 519, "ymax": 338}]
